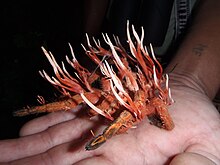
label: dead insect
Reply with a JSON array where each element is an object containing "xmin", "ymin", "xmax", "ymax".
[{"xmin": 14, "ymin": 21, "xmax": 174, "ymax": 150}]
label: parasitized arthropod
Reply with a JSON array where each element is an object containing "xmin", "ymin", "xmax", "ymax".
[{"xmin": 14, "ymin": 21, "xmax": 174, "ymax": 150}]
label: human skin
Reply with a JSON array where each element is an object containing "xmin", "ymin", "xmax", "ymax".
[
  {"xmin": 0, "ymin": 78, "xmax": 219, "ymax": 165},
  {"xmin": 0, "ymin": 0, "xmax": 220, "ymax": 164}
]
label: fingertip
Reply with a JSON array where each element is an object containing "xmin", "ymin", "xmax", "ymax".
[{"xmin": 19, "ymin": 111, "xmax": 76, "ymax": 136}]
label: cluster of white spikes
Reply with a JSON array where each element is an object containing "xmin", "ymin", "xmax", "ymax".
[{"xmin": 39, "ymin": 21, "xmax": 174, "ymax": 120}]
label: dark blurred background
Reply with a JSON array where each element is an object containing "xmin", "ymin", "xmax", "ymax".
[
  {"xmin": 0, "ymin": 1, "xmax": 87, "ymax": 139},
  {"xmin": 0, "ymin": 0, "xmax": 176, "ymax": 140}
]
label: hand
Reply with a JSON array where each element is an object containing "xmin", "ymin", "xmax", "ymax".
[{"xmin": 0, "ymin": 73, "xmax": 220, "ymax": 165}]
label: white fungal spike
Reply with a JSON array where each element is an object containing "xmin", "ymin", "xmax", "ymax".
[
  {"xmin": 165, "ymin": 74, "xmax": 169, "ymax": 91},
  {"xmin": 104, "ymin": 61, "xmax": 126, "ymax": 94},
  {"xmin": 132, "ymin": 25, "xmax": 141, "ymax": 44},
  {"xmin": 105, "ymin": 34, "xmax": 126, "ymax": 70},
  {"xmin": 92, "ymin": 37, "xmax": 101, "ymax": 47},
  {"xmin": 168, "ymin": 88, "xmax": 174, "ymax": 104},
  {"xmin": 132, "ymin": 24, "xmax": 145, "ymax": 51},
  {"xmin": 126, "ymin": 21, "xmax": 136, "ymax": 58},
  {"xmin": 150, "ymin": 44, "xmax": 157, "ymax": 62},
  {"xmin": 153, "ymin": 65, "xmax": 159, "ymax": 87},
  {"xmin": 61, "ymin": 62, "xmax": 75, "ymax": 80},
  {"xmin": 80, "ymin": 93, "xmax": 113, "ymax": 120},
  {"xmin": 85, "ymin": 33, "xmax": 92, "ymax": 47},
  {"xmin": 109, "ymin": 80, "xmax": 129, "ymax": 108},
  {"xmin": 41, "ymin": 47, "xmax": 58, "ymax": 74},
  {"xmin": 100, "ymin": 62, "xmax": 111, "ymax": 77},
  {"xmin": 68, "ymin": 43, "xmax": 77, "ymax": 62},
  {"xmin": 39, "ymin": 70, "xmax": 53, "ymax": 84},
  {"xmin": 140, "ymin": 26, "xmax": 144, "ymax": 48},
  {"xmin": 102, "ymin": 33, "xmax": 109, "ymax": 44},
  {"xmin": 81, "ymin": 43, "xmax": 87, "ymax": 51}
]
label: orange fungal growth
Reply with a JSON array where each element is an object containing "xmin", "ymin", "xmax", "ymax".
[{"xmin": 14, "ymin": 21, "xmax": 174, "ymax": 150}]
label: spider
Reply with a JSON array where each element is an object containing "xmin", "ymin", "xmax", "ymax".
[{"xmin": 14, "ymin": 21, "xmax": 174, "ymax": 150}]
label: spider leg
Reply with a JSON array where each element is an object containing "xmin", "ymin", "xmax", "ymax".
[
  {"xmin": 85, "ymin": 110, "xmax": 134, "ymax": 150},
  {"xmin": 13, "ymin": 92, "xmax": 101, "ymax": 116},
  {"xmin": 151, "ymin": 98, "xmax": 174, "ymax": 130}
]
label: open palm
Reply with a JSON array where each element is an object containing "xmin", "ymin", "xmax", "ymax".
[{"xmin": 0, "ymin": 74, "xmax": 220, "ymax": 165}]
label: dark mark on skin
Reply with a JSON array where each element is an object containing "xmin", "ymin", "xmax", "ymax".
[{"xmin": 192, "ymin": 44, "xmax": 207, "ymax": 56}]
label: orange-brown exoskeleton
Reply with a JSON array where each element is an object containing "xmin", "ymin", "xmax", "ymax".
[{"xmin": 14, "ymin": 21, "xmax": 174, "ymax": 150}]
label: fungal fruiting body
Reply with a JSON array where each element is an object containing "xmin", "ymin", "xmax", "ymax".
[{"xmin": 14, "ymin": 22, "xmax": 174, "ymax": 150}]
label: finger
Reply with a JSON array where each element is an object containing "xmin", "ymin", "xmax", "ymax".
[
  {"xmin": 170, "ymin": 152, "xmax": 217, "ymax": 165},
  {"xmin": 20, "ymin": 105, "xmax": 84, "ymax": 136},
  {"xmin": 74, "ymin": 156, "xmax": 113, "ymax": 165},
  {"xmin": 8, "ymin": 140, "xmax": 99, "ymax": 165},
  {"xmin": 0, "ymin": 116, "xmax": 99, "ymax": 162}
]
